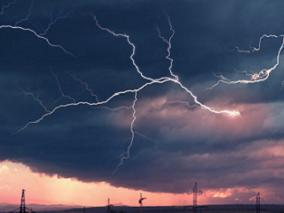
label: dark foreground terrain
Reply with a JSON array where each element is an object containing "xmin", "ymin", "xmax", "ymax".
[{"xmin": 40, "ymin": 205, "xmax": 284, "ymax": 213}]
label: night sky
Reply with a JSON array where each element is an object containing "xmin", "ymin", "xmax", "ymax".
[{"xmin": 1, "ymin": 0, "xmax": 284, "ymax": 205}]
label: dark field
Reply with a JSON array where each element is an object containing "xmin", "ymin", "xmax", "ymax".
[{"xmin": 42, "ymin": 205, "xmax": 284, "ymax": 213}]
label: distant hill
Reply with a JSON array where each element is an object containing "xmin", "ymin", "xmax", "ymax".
[
  {"xmin": 2, "ymin": 204, "xmax": 284, "ymax": 213},
  {"xmin": 37, "ymin": 205, "xmax": 284, "ymax": 213}
]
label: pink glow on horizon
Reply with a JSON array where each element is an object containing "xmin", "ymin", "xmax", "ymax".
[
  {"xmin": 0, "ymin": 161, "xmax": 267, "ymax": 207},
  {"xmin": 0, "ymin": 161, "xmax": 193, "ymax": 206}
]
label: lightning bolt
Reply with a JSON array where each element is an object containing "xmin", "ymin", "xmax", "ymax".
[
  {"xmin": 235, "ymin": 46, "xmax": 251, "ymax": 54},
  {"xmin": 70, "ymin": 73, "xmax": 131, "ymax": 111},
  {"xmin": 157, "ymin": 17, "xmax": 179, "ymax": 80},
  {"xmin": 40, "ymin": 10, "xmax": 70, "ymax": 36},
  {"xmin": 113, "ymin": 91, "xmax": 138, "ymax": 174},
  {"xmin": 0, "ymin": 24, "xmax": 75, "ymax": 57},
  {"xmin": 210, "ymin": 34, "xmax": 284, "ymax": 89},
  {"xmin": 70, "ymin": 74, "xmax": 99, "ymax": 102},
  {"xmin": 0, "ymin": 0, "xmax": 16, "ymax": 16},
  {"xmin": 17, "ymin": 15, "xmax": 240, "ymax": 171},
  {"xmin": 93, "ymin": 15, "xmax": 156, "ymax": 82},
  {"xmin": 0, "ymin": 0, "xmax": 74, "ymax": 57},
  {"xmin": 236, "ymin": 34, "xmax": 280, "ymax": 53},
  {"xmin": 20, "ymin": 88, "xmax": 50, "ymax": 113},
  {"xmin": 14, "ymin": 0, "xmax": 34, "ymax": 26},
  {"xmin": 51, "ymin": 71, "xmax": 76, "ymax": 103}
]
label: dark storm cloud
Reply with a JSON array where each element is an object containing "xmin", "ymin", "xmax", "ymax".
[{"xmin": 1, "ymin": 0, "xmax": 284, "ymax": 198}]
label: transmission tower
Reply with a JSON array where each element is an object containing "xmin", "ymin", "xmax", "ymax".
[
  {"xmin": 19, "ymin": 189, "xmax": 26, "ymax": 213},
  {"xmin": 256, "ymin": 192, "xmax": 261, "ymax": 213},
  {"xmin": 193, "ymin": 182, "xmax": 202, "ymax": 213},
  {"xmin": 107, "ymin": 198, "xmax": 111, "ymax": 213}
]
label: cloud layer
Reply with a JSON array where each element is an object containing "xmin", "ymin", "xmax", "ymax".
[{"xmin": 1, "ymin": 0, "xmax": 284, "ymax": 202}]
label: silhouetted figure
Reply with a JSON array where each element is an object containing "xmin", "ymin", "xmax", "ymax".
[{"xmin": 139, "ymin": 193, "xmax": 146, "ymax": 213}]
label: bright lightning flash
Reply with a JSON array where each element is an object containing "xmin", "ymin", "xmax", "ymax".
[
  {"xmin": 15, "ymin": 15, "xmax": 240, "ymax": 171},
  {"xmin": 210, "ymin": 34, "xmax": 284, "ymax": 89}
]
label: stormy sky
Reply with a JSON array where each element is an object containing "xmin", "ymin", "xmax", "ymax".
[{"xmin": 1, "ymin": 0, "xmax": 284, "ymax": 204}]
